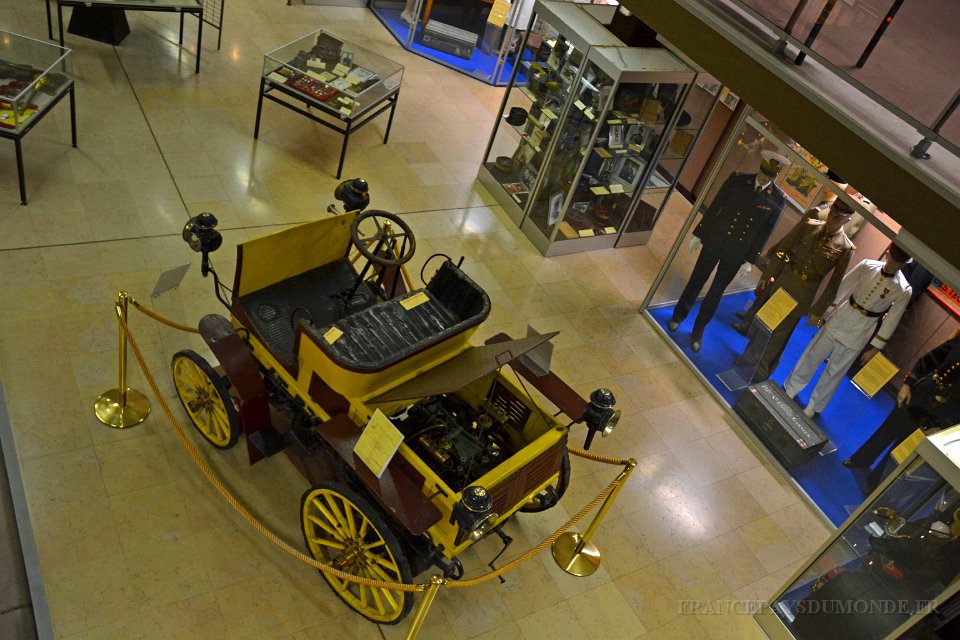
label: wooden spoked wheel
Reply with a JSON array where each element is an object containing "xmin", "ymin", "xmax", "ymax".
[
  {"xmin": 300, "ymin": 482, "xmax": 413, "ymax": 624},
  {"xmin": 171, "ymin": 350, "xmax": 239, "ymax": 449}
]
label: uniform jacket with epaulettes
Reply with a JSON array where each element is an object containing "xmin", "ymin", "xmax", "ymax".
[{"xmin": 693, "ymin": 171, "xmax": 786, "ymax": 264}]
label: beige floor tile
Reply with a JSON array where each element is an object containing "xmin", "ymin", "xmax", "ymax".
[
  {"xmin": 735, "ymin": 516, "xmax": 805, "ymax": 574},
  {"xmin": 516, "ymin": 600, "xmax": 591, "ymax": 639}
]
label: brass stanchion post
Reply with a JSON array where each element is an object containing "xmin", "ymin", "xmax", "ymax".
[
  {"xmin": 552, "ymin": 458, "xmax": 637, "ymax": 576},
  {"xmin": 405, "ymin": 576, "xmax": 445, "ymax": 640},
  {"xmin": 94, "ymin": 291, "xmax": 151, "ymax": 428}
]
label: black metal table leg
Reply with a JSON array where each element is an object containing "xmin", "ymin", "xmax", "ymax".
[
  {"xmin": 179, "ymin": 11, "xmax": 184, "ymax": 44},
  {"xmin": 383, "ymin": 93, "xmax": 398, "ymax": 144},
  {"xmin": 69, "ymin": 84, "xmax": 77, "ymax": 147},
  {"xmin": 195, "ymin": 11, "xmax": 202, "ymax": 74},
  {"xmin": 337, "ymin": 120, "xmax": 351, "ymax": 179},
  {"xmin": 46, "ymin": 0, "xmax": 53, "ymax": 40},
  {"xmin": 15, "ymin": 138, "xmax": 26, "ymax": 205},
  {"xmin": 57, "ymin": 1, "xmax": 64, "ymax": 46},
  {"xmin": 254, "ymin": 78, "xmax": 266, "ymax": 139}
]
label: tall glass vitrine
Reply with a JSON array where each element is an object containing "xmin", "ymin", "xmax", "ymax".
[{"xmin": 477, "ymin": 0, "xmax": 697, "ymax": 256}]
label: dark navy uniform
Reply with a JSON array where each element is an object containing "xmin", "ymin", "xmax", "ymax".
[
  {"xmin": 847, "ymin": 333, "xmax": 960, "ymax": 487},
  {"xmin": 671, "ymin": 172, "xmax": 786, "ymax": 340}
]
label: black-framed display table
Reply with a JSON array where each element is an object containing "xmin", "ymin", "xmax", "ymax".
[
  {"xmin": 46, "ymin": 0, "xmax": 209, "ymax": 74},
  {"xmin": 0, "ymin": 31, "xmax": 76, "ymax": 205},
  {"xmin": 254, "ymin": 30, "xmax": 404, "ymax": 178}
]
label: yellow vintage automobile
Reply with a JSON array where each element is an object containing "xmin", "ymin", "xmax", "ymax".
[{"xmin": 171, "ymin": 192, "xmax": 620, "ymax": 624}]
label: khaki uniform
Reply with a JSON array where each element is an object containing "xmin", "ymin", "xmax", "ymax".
[{"xmin": 736, "ymin": 217, "xmax": 854, "ymax": 381}]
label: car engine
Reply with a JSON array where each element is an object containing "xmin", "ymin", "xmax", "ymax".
[{"xmin": 391, "ymin": 394, "xmax": 517, "ymax": 492}]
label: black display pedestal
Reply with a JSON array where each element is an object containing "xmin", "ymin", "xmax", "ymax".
[{"xmin": 67, "ymin": 6, "xmax": 130, "ymax": 45}]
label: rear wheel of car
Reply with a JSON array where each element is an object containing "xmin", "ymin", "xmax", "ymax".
[{"xmin": 300, "ymin": 481, "xmax": 413, "ymax": 624}]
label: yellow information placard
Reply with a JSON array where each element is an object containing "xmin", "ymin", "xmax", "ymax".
[
  {"xmin": 324, "ymin": 327, "xmax": 343, "ymax": 344},
  {"xmin": 756, "ymin": 288, "xmax": 798, "ymax": 330},
  {"xmin": 400, "ymin": 291, "xmax": 430, "ymax": 310},
  {"xmin": 603, "ymin": 226, "xmax": 617, "ymax": 234},
  {"xmin": 487, "ymin": 0, "xmax": 510, "ymax": 26},
  {"xmin": 353, "ymin": 410, "xmax": 404, "ymax": 478},
  {"xmin": 542, "ymin": 109, "xmax": 558, "ymax": 120},
  {"xmin": 608, "ymin": 183, "xmax": 625, "ymax": 194},
  {"xmin": 333, "ymin": 63, "xmax": 350, "ymax": 76},
  {"xmin": 578, "ymin": 229, "xmax": 595, "ymax": 237},
  {"xmin": 852, "ymin": 351, "xmax": 899, "ymax": 398},
  {"xmin": 594, "ymin": 147, "xmax": 611, "ymax": 159},
  {"xmin": 891, "ymin": 428, "xmax": 926, "ymax": 464},
  {"xmin": 590, "ymin": 186, "xmax": 610, "ymax": 195}
]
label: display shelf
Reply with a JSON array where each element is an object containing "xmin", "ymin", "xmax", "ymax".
[
  {"xmin": 0, "ymin": 30, "xmax": 76, "ymax": 205},
  {"xmin": 479, "ymin": 3, "xmax": 695, "ymax": 255},
  {"xmin": 255, "ymin": 29, "xmax": 404, "ymax": 178}
]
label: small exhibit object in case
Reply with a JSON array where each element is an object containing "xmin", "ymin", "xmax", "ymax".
[
  {"xmin": 421, "ymin": 20, "xmax": 478, "ymax": 60},
  {"xmin": 733, "ymin": 380, "xmax": 828, "ymax": 468}
]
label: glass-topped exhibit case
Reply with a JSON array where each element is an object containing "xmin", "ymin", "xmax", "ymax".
[
  {"xmin": 477, "ymin": 0, "xmax": 695, "ymax": 256},
  {"xmin": 257, "ymin": 30, "xmax": 404, "ymax": 178},
  {"xmin": 0, "ymin": 31, "xmax": 72, "ymax": 133},
  {"xmin": 262, "ymin": 30, "xmax": 404, "ymax": 118},
  {"xmin": 757, "ymin": 428, "xmax": 960, "ymax": 640}
]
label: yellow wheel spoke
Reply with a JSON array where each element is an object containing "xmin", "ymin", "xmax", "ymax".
[
  {"xmin": 368, "ymin": 579, "xmax": 386, "ymax": 615},
  {"xmin": 359, "ymin": 517, "xmax": 370, "ymax": 540},
  {"xmin": 369, "ymin": 563, "xmax": 400, "ymax": 587},
  {"xmin": 358, "ymin": 581, "xmax": 369, "ymax": 610},
  {"xmin": 345, "ymin": 501, "xmax": 358, "ymax": 540},
  {"xmin": 369, "ymin": 553, "xmax": 400, "ymax": 575},
  {"xmin": 308, "ymin": 509, "xmax": 345, "ymax": 541},
  {"xmin": 323, "ymin": 494, "xmax": 349, "ymax": 535},
  {"xmin": 312, "ymin": 500, "xmax": 347, "ymax": 540},
  {"xmin": 307, "ymin": 535, "xmax": 345, "ymax": 551},
  {"xmin": 361, "ymin": 539, "xmax": 386, "ymax": 553}
]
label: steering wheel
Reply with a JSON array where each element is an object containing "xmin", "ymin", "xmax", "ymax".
[{"xmin": 350, "ymin": 210, "xmax": 416, "ymax": 268}]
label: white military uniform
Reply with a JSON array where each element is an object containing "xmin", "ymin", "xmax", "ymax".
[{"xmin": 784, "ymin": 259, "xmax": 912, "ymax": 414}]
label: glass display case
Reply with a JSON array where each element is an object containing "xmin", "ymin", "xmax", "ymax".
[
  {"xmin": 261, "ymin": 30, "xmax": 404, "ymax": 119},
  {"xmin": 757, "ymin": 427, "xmax": 960, "ymax": 640},
  {"xmin": 0, "ymin": 31, "xmax": 72, "ymax": 133},
  {"xmin": 369, "ymin": 0, "xmax": 524, "ymax": 85},
  {"xmin": 0, "ymin": 30, "xmax": 76, "ymax": 205},
  {"xmin": 477, "ymin": 0, "xmax": 696, "ymax": 256},
  {"xmin": 255, "ymin": 30, "xmax": 404, "ymax": 178}
]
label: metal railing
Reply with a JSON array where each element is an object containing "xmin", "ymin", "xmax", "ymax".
[{"xmin": 721, "ymin": 0, "xmax": 960, "ymax": 160}]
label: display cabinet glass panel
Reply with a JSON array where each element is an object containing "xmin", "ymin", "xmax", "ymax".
[
  {"xmin": 758, "ymin": 429, "xmax": 960, "ymax": 640},
  {"xmin": 263, "ymin": 30, "xmax": 404, "ymax": 118},
  {"xmin": 618, "ymin": 76, "xmax": 717, "ymax": 246},
  {"xmin": 0, "ymin": 30, "xmax": 72, "ymax": 133}
]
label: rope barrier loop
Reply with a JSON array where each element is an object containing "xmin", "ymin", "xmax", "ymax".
[{"xmin": 113, "ymin": 295, "xmax": 637, "ymax": 628}]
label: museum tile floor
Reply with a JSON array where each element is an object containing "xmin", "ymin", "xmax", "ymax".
[{"xmin": 0, "ymin": 2, "xmax": 832, "ymax": 638}]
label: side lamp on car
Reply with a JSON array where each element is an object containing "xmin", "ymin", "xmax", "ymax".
[
  {"xmin": 580, "ymin": 388, "xmax": 620, "ymax": 450},
  {"xmin": 182, "ymin": 212, "xmax": 222, "ymax": 277}
]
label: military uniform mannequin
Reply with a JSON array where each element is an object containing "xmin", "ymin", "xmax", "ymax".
[
  {"xmin": 734, "ymin": 201, "xmax": 855, "ymax": 382},
  {"xmin": 668, "ymin": 150, "xmax": 789, "ymax": 352},
  {"xmin": 844, "ymin": 332, "xmax": 960, "ymax": 490},
  {"xmin": 733, "ymin": 173, "xmax": 854, "ymax": 333},
  {"xmin": 784, "ymin": 245, "xmax": 912, "ymax": 418}
]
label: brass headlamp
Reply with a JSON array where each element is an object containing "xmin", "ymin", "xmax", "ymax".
[{"xmin": 451, "ymin": 485, "xmax": 496, "ymax": 544}]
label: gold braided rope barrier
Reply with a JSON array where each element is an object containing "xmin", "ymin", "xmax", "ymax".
[
  {"xmin": 112, "ymin": 294, "xmax": 635, "ymax": 634},
  {"xmin": 130, "ymin": 299, "xmax": 201, "ymax": 333}
]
